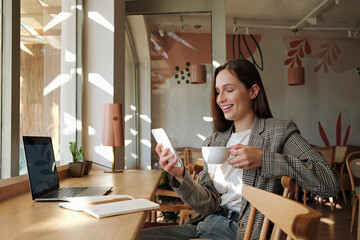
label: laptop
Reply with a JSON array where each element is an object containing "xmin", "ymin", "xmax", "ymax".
[{"xmin": 23, "ymin": 136, "xmax": 113, "ymax": 201}]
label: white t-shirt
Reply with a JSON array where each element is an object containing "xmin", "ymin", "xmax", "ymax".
[{"xmin": 212, "ymin": 129, "xmax": 251, "ymax": 211}]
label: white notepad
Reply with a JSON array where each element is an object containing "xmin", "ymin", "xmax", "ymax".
[{"xmin": 59, "ymin": 195, "xmax": 159, "ymax": 218}]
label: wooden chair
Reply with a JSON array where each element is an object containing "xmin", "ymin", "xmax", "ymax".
[
  {"xmin": 345, "ymin": 151, "xmax": 360, "ymax": 232},
  {"xmin": 153, "ymin": 163, "xmax": 203, "ymax": 224},
  {"xmin": 183, "ymin": 148, "xmax": 203, "ymax": 171},
  {"xmin": 243, "ymin": 185, "xmax": 321, "ymax": 240},
  {"xmin": 333, "ymin": 145, "xmax": 348, "ymax": 204},
  {"xmin": 312, "ymin": 146, "xmax": 335, "ymax": 210},
  {"xmin": 269, "ymin": 176, "xmax": 299, "ymax": 240}
]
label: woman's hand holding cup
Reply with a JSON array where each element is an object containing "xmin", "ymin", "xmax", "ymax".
[{"xmin": 228, "ymin": 144, "xmax": 263, "ymax": 169}]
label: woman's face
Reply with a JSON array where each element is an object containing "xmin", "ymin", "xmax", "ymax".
[{"xmin": 215, "ymin": 69, "xmax": 254, "ymax": 123}]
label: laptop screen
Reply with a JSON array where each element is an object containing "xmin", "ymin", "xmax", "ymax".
[{"xmin": 23, "ymin": 136, "xmax": 59, "ymax": 198}]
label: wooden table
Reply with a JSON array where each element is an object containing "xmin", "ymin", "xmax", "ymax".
[{"xmin": 0, "ymin": 169, "xmax": 162, "ymax": 240}]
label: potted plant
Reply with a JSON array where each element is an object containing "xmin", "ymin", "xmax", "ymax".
[{"xmin": 68, "ymin": 142, "xmax": 85, "ymax": 177}]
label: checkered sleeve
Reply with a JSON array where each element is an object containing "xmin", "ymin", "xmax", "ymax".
[
  {"xmin": 170, "ymin": 169, "xmax": 221, "ymax": 216},
  {"xmin": 261, "ymin": 120, "xmax": 341, "ymax": 197}
]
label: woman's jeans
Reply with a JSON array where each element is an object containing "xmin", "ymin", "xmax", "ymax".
[{"xmin": 140, "ymin": 213, "xmax": 238, "ymax": 240}]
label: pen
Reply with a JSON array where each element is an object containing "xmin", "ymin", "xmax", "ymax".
[{"xmin": 88, "ymin": 197, "xmax": 132, "ymax": 205}]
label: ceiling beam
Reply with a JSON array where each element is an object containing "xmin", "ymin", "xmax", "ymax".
[{"xmin": 292, "ymin": 0, "xmax": 332, "ymax": 30}]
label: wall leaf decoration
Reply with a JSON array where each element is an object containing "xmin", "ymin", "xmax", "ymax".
[
  {"xmin": 232, "ymin": 34, "xmax": 263, "ymax": 71},
  {"xmin": 284, "ymin": 38, "xmax": 311, "ymax": 67},
  {"xmin": 314, "ymin": 41, "xmax": 341, "ymax": 73},
  {"xmin": 318, "ymin": 112, "xmax": 351, "ymax": 147}
]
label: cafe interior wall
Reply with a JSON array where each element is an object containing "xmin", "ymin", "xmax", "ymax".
[{"xmin": 151, "ymin": 29, "xmax": 360, "ymax": 158}]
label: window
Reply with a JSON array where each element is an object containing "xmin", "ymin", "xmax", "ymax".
[
  {"xmin": 0, "ymin": 0, "xmax": 2, "ymax": 177},
  {"xmin": 19, "ymin": 0, "xmax": 79, "ymax": 175},
  {"xmin": 124, "ymin": 24, "xmax": 139, "ymax": 169}
]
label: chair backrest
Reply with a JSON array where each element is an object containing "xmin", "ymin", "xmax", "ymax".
[
  {"xmin": 313, "ymin": 146, "xmax": 335, "ymax": 165},
  {"xmin": 269, "ymin": 176, "xmax": 299, "ymax": 240},
  {"xmin": 334, "ymin": 145, "xmax": 348, "ymax": 164},
  {"xmin": 188, "ymin": 163, "xmax": 203, "ymax": 183},
  {"xmin": 183, "ymin": 148, "xmax": 202, "ymax": 171},
  {"xmin": 345, "ymin": 151, "xmax": 360, "ymax": 192},
  {"xmin": 243, "ymin": 185, "xmax": 321, "ymax": 240}
]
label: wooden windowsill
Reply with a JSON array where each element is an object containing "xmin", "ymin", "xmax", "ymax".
[{"xmin": 0, "ymin": 164, "xmax": 69, "ymax": 201}]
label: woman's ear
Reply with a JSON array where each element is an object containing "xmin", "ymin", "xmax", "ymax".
[{"xmin": 250, "ymin": 84, "xmax": 260, "ymax": 99}]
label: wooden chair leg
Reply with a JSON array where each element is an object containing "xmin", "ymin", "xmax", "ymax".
[
  {"xmin": 302, "ymin": 189, "xmax": 307, "ymax": 205},
  {"xmin": 340, "ymin": 163, "xmax": 348, "ymax": 204},
  {"xmin": 329, "ymin": 197, "xmax": 334, "ymax": 211},
  {"xmin": 350, "ymin": 196, "xmax": 358, "ymax": 233}
]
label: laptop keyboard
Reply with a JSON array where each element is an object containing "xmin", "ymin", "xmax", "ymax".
[{"xmin": 45, "ymin": 187, "xmax": 87, "ymax": 198}]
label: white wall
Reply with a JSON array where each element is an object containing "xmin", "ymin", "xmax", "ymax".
[
  {"xmin": 152, "ymin": 30, "xmax": 360, "ymax": 150},
  {"xmin": 126, "ymin": 0, "xmax": 226, "ymax": 169},
  {"xmin": 126, "ymin": 15, "xmax": 152, "ymax": 170},
  {"xmin": 151, "ymin": 64, "xmax": 214, "ymax": 149},
  {"xmin": 83, "ymin": 0, "xmax": 125, "ymax": 168}
]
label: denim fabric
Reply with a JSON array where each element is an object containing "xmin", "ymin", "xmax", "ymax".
[{"xmin": 140, "ymin": 214, "xmax": 238, "ymax": 240}]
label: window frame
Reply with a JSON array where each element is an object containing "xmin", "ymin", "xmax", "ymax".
[{"xmin": 1, "ymin": 0, "xmax": 83, "ymax": 179}]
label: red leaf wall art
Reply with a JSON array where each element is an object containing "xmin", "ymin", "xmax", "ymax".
[
  {"xmin": 314, "ymin": 41, "xmax": 341, "ymax": 73},
  {"xmin": 284, "ymin": 38, "xmax": 311, "ymax": 67},
  {"xmin": 318, "ymin": 112, "xmax": 351, "ymax": 147}
]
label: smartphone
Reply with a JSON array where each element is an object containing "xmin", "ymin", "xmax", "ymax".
[{"xmin": 151, "ymin": 128, "xmax": 183, "ymax": 168}]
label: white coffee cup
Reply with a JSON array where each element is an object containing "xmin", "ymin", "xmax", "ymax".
[{"xmin": 202, "ymin": 146, "xmax": 230, "ymax": 164}]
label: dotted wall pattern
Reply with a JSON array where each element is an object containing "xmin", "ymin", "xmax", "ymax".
[{"xmin": 175, "ymin": 62, "xmax": 191, "ymax": 84}]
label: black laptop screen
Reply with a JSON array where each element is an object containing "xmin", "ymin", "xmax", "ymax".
[{"xmin": 23, "ymin": 137, "xmax": 59, "ymax": 198}]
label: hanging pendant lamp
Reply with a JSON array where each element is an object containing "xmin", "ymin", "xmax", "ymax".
[
  {"xmin": 288, "ymin": 67, "xmax": 304, "ymax": 85},
  {"xmin": 190, "ymin": 64, "xmax": 206, "ymax": 84}
]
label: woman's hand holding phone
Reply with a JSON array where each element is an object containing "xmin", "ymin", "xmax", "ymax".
[{"xmin": 156, "ymin": 143, "xmax": 184, "ymax": 183}]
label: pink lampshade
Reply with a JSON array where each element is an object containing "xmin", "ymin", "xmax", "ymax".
[
  {"xmin": 288, "ymin": 67, "xmax": 305, "ymax": 85},
  {"xmin": 101, "ymin": 103, "xmax": 124, "ymax": 146},
  {"xmin": 190, "ymin": 64, "xmax": 206, "ymax": 84}
]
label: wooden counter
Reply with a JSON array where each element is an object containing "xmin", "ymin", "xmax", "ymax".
[{"xmin": 0, "ymin": 169, "xmax": 162, "ymax": 240}]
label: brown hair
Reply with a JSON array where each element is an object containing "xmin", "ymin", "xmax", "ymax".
[{"xmin": 211, "ymin": 59, "xmax": 273, "ymax": 132}]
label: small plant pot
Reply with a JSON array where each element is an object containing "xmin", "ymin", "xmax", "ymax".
[
  {"xmin": 83, "ymin": 160, "xmax": 93, "ymax": 175},
  {"xmin": 68, "ymin": 162, "xmax": 85, "ymax": 177}
]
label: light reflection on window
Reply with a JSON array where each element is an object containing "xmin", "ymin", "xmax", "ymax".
[{"xmin": 19, "ymin": 0, "xmax": 77, "ymax": 174}]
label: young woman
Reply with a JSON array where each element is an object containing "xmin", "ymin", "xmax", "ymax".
[{"xmin": 140, "ymin": 59, "xmax": 341, "ymax": 240}]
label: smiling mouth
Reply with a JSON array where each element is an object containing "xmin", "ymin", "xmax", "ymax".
[{"xmin": 222, "ymin": 105, "xmax": 233, "ymax": 111}]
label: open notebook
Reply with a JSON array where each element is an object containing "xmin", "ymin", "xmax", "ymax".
[{"xmin": 59, "ymin": 195, "xmax": 159, "ymax": 218}]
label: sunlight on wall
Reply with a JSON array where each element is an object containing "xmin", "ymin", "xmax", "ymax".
[
  {"xmin": 63, "ymin": 112, "xmax": 76, "ymax": 135},
  {"xmin": 130, "ymin": 105, "xmax": 136, "ymax": 111},
  {"xmin": 43, "ymin": 74, "xmax": 71, "ymax": 96},
  {"xmin": 76, "ymin": 68, "xmax": 82, "ymax": 76},
  {"xmin": 130, "ymin": 128, "xmax": 138, "ymax": 136},
  {"xmin": 76, "ymin": 119, "xmax": 82, "ymax": 131},
  {"xmin": 203, "ymin": 117, "xmax": 213, "ymax": 122},
  {"xmin": 94, "ymin": 146, "xmax": 112, "ymax": 162},
  {"xmin": 197, "ymin": 134, "xmax": 206, "ymax": 141},
  {"xmin": 65, "ymin": 50, "xmax": 76, "ymax": 62},
  {"xmin": 88, "ymin": 11, "xmax": 114, "ymax": 32},
  {"xmin": 88, "ymin": 73, "xmax": 113, "ymax": 96},
  {"xmin": 141, "ymin": 139, "xmax": 151, "ymax": 148},
  {"xmin": 212, "ymin": 60, "xmax": 220, "ymax": 68},
  {"xmin": 44, "ymin": 12, "xmax": 72, "ymax": 32},
  {"xmin": 125, "ymin": 115, "xmax": 133, "ymax": 121},
  {"xmin": 140, "ymin": 114, "xmax": 151, "ymax": 123},
  {"xmin": 124, "ymin": 140, "xmax": 132, "ymax": 146},
  {"xmin": 88, "ymin": 126, "xmax": 96, "ymax": 135}
]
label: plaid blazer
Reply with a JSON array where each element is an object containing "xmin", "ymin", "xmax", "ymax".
[{"xmin": 171, "ymin": 117, "xmax": 341, "ymax": 239}]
